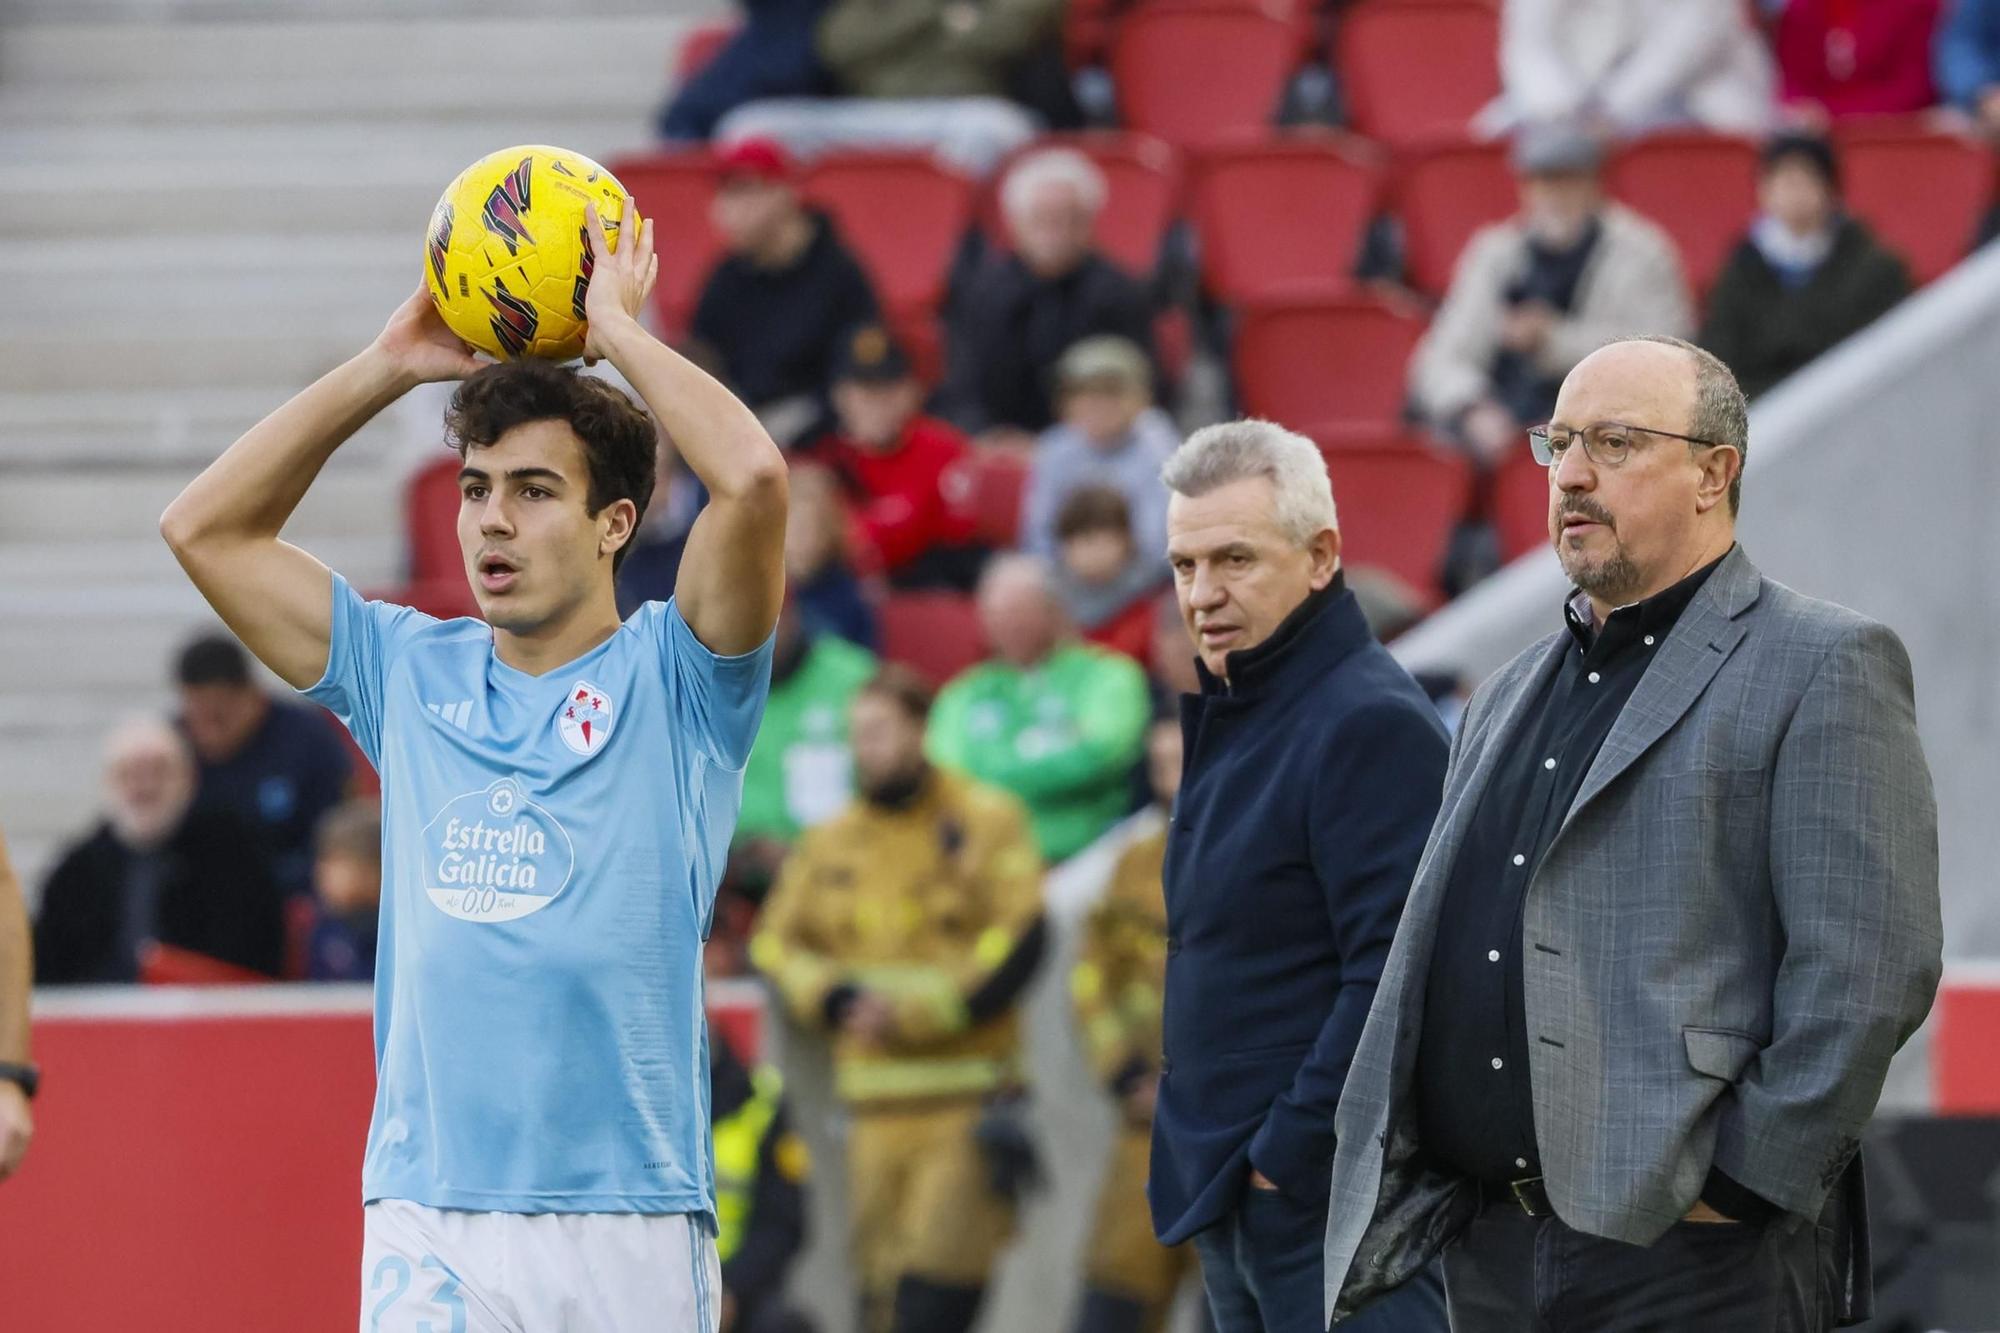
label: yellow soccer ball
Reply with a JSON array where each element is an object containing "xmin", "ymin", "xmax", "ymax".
[{"xmin": 423, "ymin": 145, "xmax": 629, "ymax": 361}]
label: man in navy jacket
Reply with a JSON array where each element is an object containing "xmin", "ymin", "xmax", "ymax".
[{"xmin": 1152, "ymin": 419, "xmax": 1449, "ymax": 1333}]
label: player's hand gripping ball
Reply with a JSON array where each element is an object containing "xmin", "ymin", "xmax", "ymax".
[{"xmin": 424, "ymin": 145, "xmax": 630, "ymax": 362}]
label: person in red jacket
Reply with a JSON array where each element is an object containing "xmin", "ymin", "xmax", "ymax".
[
  {"xmin": 1775, "ymin": 0, "xmax": 1940, "ymax": 121},
  {"xmin": 807, "ymin": 324, "xmax": 989, "ymax": 590}
]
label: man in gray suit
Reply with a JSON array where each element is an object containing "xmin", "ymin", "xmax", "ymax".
[{"xmin": 1322, "ymin": 336, "xmax": 1942, "ymax": 1331}]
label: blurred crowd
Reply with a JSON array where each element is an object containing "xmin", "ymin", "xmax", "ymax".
[{"xmin": 29, "ymin": 1, "xmax": 2000, "ymax": 1330}]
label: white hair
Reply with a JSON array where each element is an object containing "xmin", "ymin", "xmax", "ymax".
[
  {"xmin": 104, "ymin": 714, "xmax": 189, "ymax": 767},
  {"xmin": 1160, "ymin": 418, "xmax": 1338, "ymax": 546},
  {"xmin": 1001, "ymin": 147, "xmax": 1108, "ymax": 221}
]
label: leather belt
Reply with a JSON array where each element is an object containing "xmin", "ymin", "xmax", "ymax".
[{"xmin": 1483, "ymin": 1175, "xmax": 1554, "ymax": 1218}]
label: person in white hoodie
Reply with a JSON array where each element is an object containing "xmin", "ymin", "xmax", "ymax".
[{"xmin": 1480, "ymin": 0, "xmax": 1775, "ymax": 137}]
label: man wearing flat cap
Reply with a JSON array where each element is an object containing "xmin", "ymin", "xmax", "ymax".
[{"xmin": 1411, "ymin": 121, "xmax": 1694, "ymax": 467}]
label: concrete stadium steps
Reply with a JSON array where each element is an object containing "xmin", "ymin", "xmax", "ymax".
[
  {"xmin": 0, "ymin": 533, "xmax": 403, "ymax": 595},
  {"xmin": 0, "ymin": 17, "xmax": 691, "ymax": 99},
  {"xmin": 9, "ymin": 235, "xmax": 417, "ymax": 321},
  {"xmin": 1, "ymin": 140, "xmax": 655, "ymax": 239},
  {"xmin": 7, "ymin": 0, "xmax": 681, "ymax": 22},
  {"xmin": 0, "ymin": 462, "xmax": 414, "ymax": 539}
]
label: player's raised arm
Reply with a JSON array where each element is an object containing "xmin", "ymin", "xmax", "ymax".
[
  {"xmin": 160, "ymin": 287, "xmax": 482, "ymax": 689},
  {"xmin": 581, "ymin": 203, "xmax": 788, "ymax": 656}
]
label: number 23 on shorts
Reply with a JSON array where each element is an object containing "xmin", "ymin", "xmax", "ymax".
[{"xmin": 369, "ymin": 1255, "xmax": 467, "ymax": 1333}]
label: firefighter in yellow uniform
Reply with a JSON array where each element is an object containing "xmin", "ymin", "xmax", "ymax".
[
  {"xmin": 751, "ymin": 666, "xmax": 1047, "ymax": 1333},
  {"xmin": 1070, "ymin": 717, "xmax": 1198, "ymax": 1333}
]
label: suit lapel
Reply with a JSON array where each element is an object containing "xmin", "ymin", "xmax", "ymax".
[{"xmin": 1555, "ymin": 546, "xmax": 1762, "ymax": 837}]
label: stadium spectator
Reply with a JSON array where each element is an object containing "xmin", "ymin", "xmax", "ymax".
[
  {"xmin": 786, "ymin": 463, "xmax": 880, "ymax": 650},
  {"xmin": 737, "ymin": 598, "xmax": 877, "ymax": 854},
  {"xmin": 1051, "ymin": 487, "xmax": 1164, "ymax": 666},
  {"xmin": 751, "ymin": 665, "xmax": 1046, "ymax": 1333},
  {"xmin": 927, "ymin": 554, "xmax": 1151, "ymax": 861},
  {"xmin": 616, "ymin": 438, "xmax": 708, "ymax": 612},
  {"xmin": 1775, "ymin": 0, "xmax": 1941, "ymax": 121},
  {"xmin": 1325, "ymin": 337, "xmax": 1941, "ymax": 1329},
  {"xmin": 1021, "ymin": 336, "xmax": 1177, "ymax": 571},
  {"xmin": 942, "ymin": 149, "xmax": 1157, "ymax": 446},
  {"xmin": 1412, "ymin": 122, "xmax": 1694, "ymax": 465},
  {"xmin": 1937, "ymin": 0, "xmax": 2000, "ymax": 134},
  {"xmin": 657, "ymin": 0, "xmax": 834, "ymax": 141},
  {"xmin": 1702, "ymin": 132, "xmax": 1912, "ymax": 399},
  {"xmin": 807, "ymin": 324, "xmax": 987, "ymax": 590},
  {"xmin": 1070, "ymin": 717, "xmax": 1196, "ymax": 1333},
  {"xmin": 713, "ymin": 0, "xmax": 1058, "ymax": 174},
  {"xmin": 175, "ymin": 630, "xmax": 350, "ymax": 899},
  {"xmin": 710, "ymin": 1035, "xmax": 815, "ymax": 1333},
  {"xmin": 1152, "ymin": 421, "xmax": 1450, "ymax": 1333},
  {"xmin": 34, "ymin": 719, "xmax": 284, "ymax": 984},
  {"xmin": 1147, "ymin": 588, "xmax": 1199, "ymax": 700},
  {"xmin": 0, "ymin": 825, "xmax": 32, "ymax": 1184},
  {"xmin": 1483, "ymin": 0, "xmax": 1775, "ymax": 137},
  {"xmin": 690, "ymin": 138, "xmax": 882, "ymax": 446},
  {"xmin": 303, "ymin": 799, "xmax": 381, "ymax": 983}
]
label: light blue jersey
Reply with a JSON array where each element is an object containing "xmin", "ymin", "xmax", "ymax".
[{"xmin": 304, "ymin": 573, "xmax": 773, "ymax": 1217}]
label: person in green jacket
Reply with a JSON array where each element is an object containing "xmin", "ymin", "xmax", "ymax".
[
  {"xmin": 719, "ymin": 600, "xmax": 877, "ymax": 973},
  {"xmin": 927, "ymin": 554, "xmax": 1150, "ymax": 862},
  {"xmin": 738, "ymin": 599, "xmax": 878, "ymax": 852}
]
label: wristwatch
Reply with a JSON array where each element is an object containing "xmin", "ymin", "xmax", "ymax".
[{"xmin": 0, "ymin": 1062, "xmax": 39, "ymax": 1100}]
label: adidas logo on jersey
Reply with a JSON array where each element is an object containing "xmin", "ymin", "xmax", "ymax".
[{"xmin": 427, "ymin": 700, "xmax": 473, "ymax": 729}]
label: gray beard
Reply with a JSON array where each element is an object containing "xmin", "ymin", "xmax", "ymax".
[{"xmin": 1558, "ymin": 538, "xmax": 1643, "ymax": 606}]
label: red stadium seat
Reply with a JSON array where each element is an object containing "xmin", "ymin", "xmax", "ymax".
[
  {"xmin": 986, "ymin": 132, "xmax": 1185, "ymax": 278},
  {"xmin": 1606, "ymin": 132, "xmax": 1760, "ymax": 298},
  {"xmin": 804, "ymin": 153, "xmax": 976, "ymax": 317},
  {"xmin": 1491, "ymin": 448, "xmax": 1554, "ymax": 562},
  {"xmin": 1833, "ymin": 120, "xmax": 1994, "ymax": 285},
  {"xmin": 1232, "ymin": 292, "xmax": 1427, "ymax": 430},
  {"xmin": 611, "ymin": 150, "xmax": 723, "ymax": 336},
  {"xmin": 393, "ymin": 577, "xmax": 482, "ymax": 622},
  {"xmin": 879, "ymin": 590, "xmax": 988, "ymax": 686},
  {"xmin": 1311, "ymin": 430, "xmax": 1473, "ymax": 601},
  {"xmin": 1064, "ymin": 0, "xmax": 1120, "ymax": 68},
  {"xmin": 1394, "ymin": 135, "xmax": 1516, "ymax": 297},
  {"xmin": 140, "ymin": 943, "xmax": 277, "ymax": 985},
  {"xmin": 672, "ymin": 18, "xmax": 739, "ymax": 84},
  {"xmin": 405, "ymin": 455, "xmax": 466, "ymax": 585},
  {"xmin": 963, "ymin": 448, "xmax": 1031, "ymax": 546},
  {"xmin": 1336, "ymin": 3, "xmax": 1502, "ymax": 150},
  {"xmin": 1111, "ymin": 4, "xmax": 1305, "ymax": 152},
  {"xmin": 1192, "ymin": 133, "xmax": 1383, "ymax": 304}
]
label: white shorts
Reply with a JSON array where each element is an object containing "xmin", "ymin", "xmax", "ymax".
[{"xmin": 360, "ymin": 1199, "xmax": 720, "ymax": 1332}]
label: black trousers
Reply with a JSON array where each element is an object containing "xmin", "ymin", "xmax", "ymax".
[{"xmin": 1441, "ymin": 1198, "xmax": 1832, "ymax": 1332}]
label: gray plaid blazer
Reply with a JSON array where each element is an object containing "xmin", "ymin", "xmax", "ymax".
[{"xmin": 1322, "ymin": 546, "xmax": 1943, "ymax": 1325}]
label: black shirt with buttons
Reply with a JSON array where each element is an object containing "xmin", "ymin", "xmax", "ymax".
[{"xmin": 1413, "ymin": 556, "xmax": 1725, "ymax": 1189}]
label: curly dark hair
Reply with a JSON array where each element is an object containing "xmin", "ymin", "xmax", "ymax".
[{"xmin": 444, "ymin": 360, "xmax": 658, "ymax": 572}]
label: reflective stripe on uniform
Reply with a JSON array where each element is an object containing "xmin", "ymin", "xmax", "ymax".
[
  {"xmin": 835, "ymin": 1053, "xmax": 1011, "ymax": 1103},
  {"xmin": 711, "ymin": 1065, "xmax": 784, "ymax": 1264}
]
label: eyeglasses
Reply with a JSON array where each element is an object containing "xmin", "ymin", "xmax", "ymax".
[{"xmin": 1527, "ymin": 421, "xmax": 1725, "ymax": 469}]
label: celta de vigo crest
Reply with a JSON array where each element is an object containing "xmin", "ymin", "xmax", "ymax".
[{"xmin": 556, "ymin": 679, "xmax": 615, "ymax": 757}]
